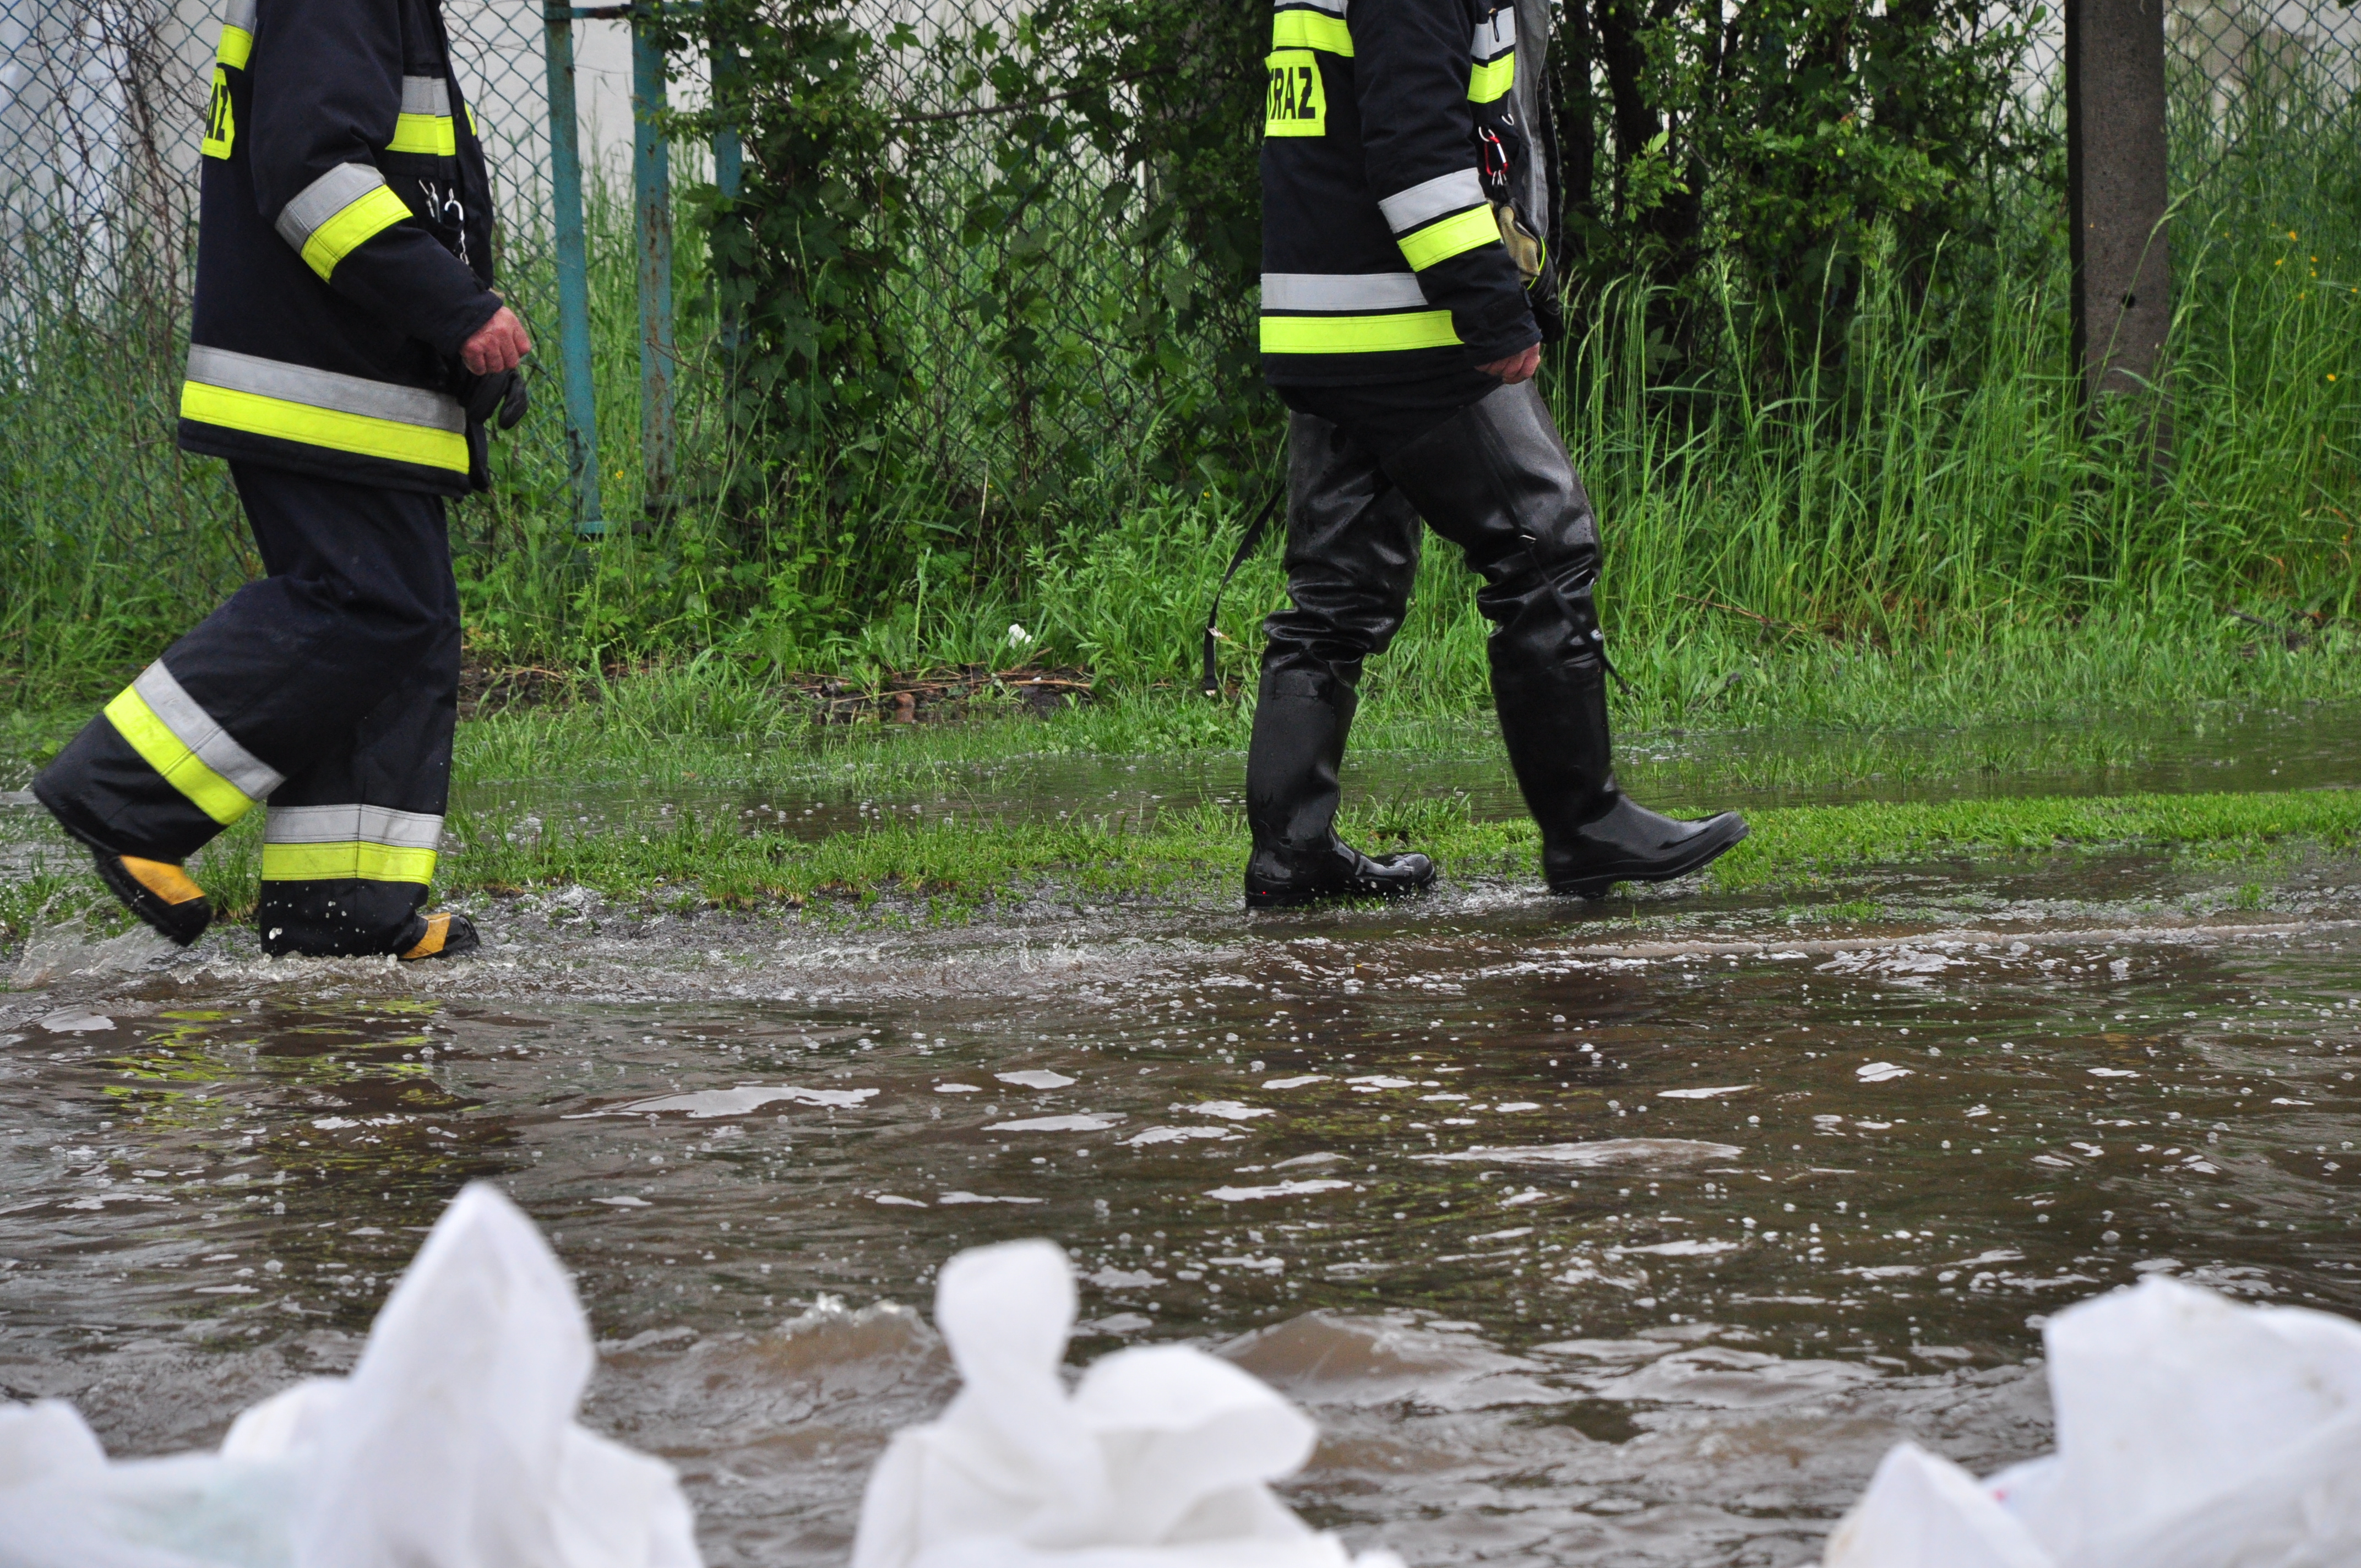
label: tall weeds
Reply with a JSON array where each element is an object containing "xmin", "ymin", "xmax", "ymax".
[{"xmin": 2, "ymin": 66, "xmax": 2356, "ymax": 717}]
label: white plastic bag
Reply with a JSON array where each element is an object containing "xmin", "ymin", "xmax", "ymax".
[
  {"xmin": 0, "ymin": 1183, "xmax": 701, "ymax": 1568},
  {"xmin": 850, "ymin": 1238, "xmax": 1398, "ymax": 1568},
  {"xmin": 1825, "ymin": 1276, "xmax": 2361, "ymax": 1568}
]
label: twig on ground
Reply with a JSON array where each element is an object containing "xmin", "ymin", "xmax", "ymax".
[{"xmin": 1675, "ymin": 593, "xmax": 1818, "ymax": 639}]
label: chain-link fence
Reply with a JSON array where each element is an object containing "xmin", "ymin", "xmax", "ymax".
[
  {"xmin": 2, "ymin": 0, "xmax": 2358, "ymax": 498},
  {"xmin": 0, "ymin": 0, "xmax": 552, "ymax": 314}
]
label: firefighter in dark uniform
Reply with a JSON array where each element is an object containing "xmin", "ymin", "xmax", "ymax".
[
  {"xmin": 1247, "ymin": 0, "xmax": 1747, "ymax": 907},
  {"xmin": 32, "ymin": 0, "xmax": 527, "ymax": 958}
]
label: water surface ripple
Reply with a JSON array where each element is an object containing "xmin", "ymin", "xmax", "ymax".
[{"xmin": 6, "ymin": 862, "xmax": 2361, "ymax": 1564}]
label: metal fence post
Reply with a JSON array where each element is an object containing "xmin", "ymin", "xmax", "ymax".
[
  {"xmin": 541, "ymin": 2, "xmax": 608, "ymax": 537},
  {"xmin": 710, "ymin": 39, "xmax": 743, "ymax": 357},
  {"xmin": 632, "ymin": 8, "xmax": 677, "ymax": 516},
  {"xmin": 2066, "ymin": 0, "xmax": 2174, "ymax": 451}
]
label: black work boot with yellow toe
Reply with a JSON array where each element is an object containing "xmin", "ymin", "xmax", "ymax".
[
  {"xmin": 397, "ymin": 910, "xmax": 480, "ymax": 961},
  {"xmin": 93, "ymin": 851, "xmax": 214, "ymax": 947}
]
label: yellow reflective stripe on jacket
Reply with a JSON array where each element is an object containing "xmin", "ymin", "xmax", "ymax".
[
  {"xmin": 1397, "ymin": 204, "xmax": 1500, "ymax": 270},
  {"xmin": 1260, "ymin": 310, "xmax": 1460, "ymax": 354},
  {"xmin": 274, "ymin": 163, "xmax": 415, "ymax": 281},
  {"xmin": 216, "ymin": 0, "xmax": 255, "ymax": 68},
  {"xmin": 260, "ymin": 841, "xmax": 439, "ymax": 883},
  {"xmin": 1271, "ymin": 9, "xmax": 1352, "ymax": 55},
  {"xmin": 387, "ymin": 113, "xmax": 458, "ymax": 155},
  {"xmin": 388, "ymin": 75, "xmax": 458, "ymax": 156},
  {"xmin": 1468, "ymin": 50, "xmax": 1514, "ymax": 102},
  {"xmin": 181, "ymin": 381, "xmax": 470, "ymax": 472},
  {"xmin": 183, "ymin": 344, "xmax": 469, "ymax": 476},
  {"xmin": 300, "ymin": 183, "xmax": 411, "ymax": 279},
  {"xmin": 104, "ymin": 658, "xmax": 284, "ymax": 825}
]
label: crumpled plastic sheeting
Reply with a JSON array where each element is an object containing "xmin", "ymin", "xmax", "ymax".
[
  {"xmin": 851, "ymin": 1238, "xmax": 1401, "ymax": 1568},
  {"xmin": 1824, "ymin": 1276, "xmax": 2361, "ymax": 1568},
  {"xmin": 0, "ymin": 1183, "xmax": 701, "ymax": 1568}
]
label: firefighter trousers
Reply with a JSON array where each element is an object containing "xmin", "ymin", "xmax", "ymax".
[{"xmin": 34, "ymin": 462, "xmax": 460, "ymax": 957}]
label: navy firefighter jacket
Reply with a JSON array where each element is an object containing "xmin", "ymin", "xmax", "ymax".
[
  {"xmin": 181, "ymin": 0, "xmax": 505, "ymax": 496},
  {"xmin": 1259, "ymin": 0, "xmax": 1549, "ymax": 387}
]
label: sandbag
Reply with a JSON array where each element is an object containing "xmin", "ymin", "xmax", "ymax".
[
  {"xmin": 1825, "ymin": 1276, "xmax": 2361, "ymax": 1568},
  {"xmin": 850, "ymin": 1238, "xmax": 1399, "ymax": 1568},
  {"xmin": 0, "ymin": 1183, "xmax": 701, "ymax": 1568}
]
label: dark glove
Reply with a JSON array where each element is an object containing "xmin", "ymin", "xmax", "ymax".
[{"xmin": 455, "ymin": 367, "xmax": 528, "ymax": 431}]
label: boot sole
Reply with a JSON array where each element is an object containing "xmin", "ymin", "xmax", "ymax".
[
  {"xmin": 1549, "ymin": 816, "xmax": 1750, "ymax": 900},
  {"xmin": 93, "ymin": 852, "xmax": 212, "ymax": 947}
]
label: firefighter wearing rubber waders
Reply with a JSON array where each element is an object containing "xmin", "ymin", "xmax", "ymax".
[
  {"xmin": 33, "ymin": 0, "xmax": 529, "ymax": 959},
  {"xmin": 1246, "ymin": 0, "xmax": 1747, "ymax": 907}
]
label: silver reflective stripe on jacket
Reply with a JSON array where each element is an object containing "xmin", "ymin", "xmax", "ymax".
[
  {"xmin": 400, "ymin": 75, "xmax": 451, "ymax": 116},
  {"xmin": 1272, "ymin": 0, "xmax": 1348, "ymax": 13},
  {"xmin": 273, "ymin": 162, "xmax": 391, "ymax": 253},
  {"xmin": 185, "ymin": 345, "xmax": 466, "ymax": 433},
  {"xmin": 264, "ymin": 804, "xmax": 447, "ymax": 850},
  {"xmin": 1378, "ymin": 168, "xmax": 1486, "ymax": 234},
  {"xmin": 134, "ymin": 661, "xmax": 284, "ymax": 801},
  {"xmin": 222, "ymin": 0, "xmax": 256, "ymax": 34},
  {"xmin": 1261, "ymin": 272, "xmax": 1429, "ymax": 312},
  {"xmin": 1472, "ymin": 11, "xmax": 1513, "ymax": 58}
]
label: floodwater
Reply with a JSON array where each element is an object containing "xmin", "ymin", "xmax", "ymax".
[
  {"xmin": 448, "ymin": 700, "xmax": 2361, "ymax": 846},
  {"xmin": 7, "ymin": 844, "xmax": 2361, "ymax": 1564}
]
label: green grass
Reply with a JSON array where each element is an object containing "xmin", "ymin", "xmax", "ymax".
[
  {"xmin": 77, "ymin": 786, "xmax": 2361, "ymax": 933},
  {"xmin": 7, "ymin": 62, "xmax": 2361, "ymax": 707},
  {"xmin": 454, "ymin": 785, "xmax": 2361, "ymax": 910},
  {"xmin": 439, "ymin": 616, "xmax": 2360, "ymax": 790}
]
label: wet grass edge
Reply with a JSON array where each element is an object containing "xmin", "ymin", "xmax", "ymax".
[
  {"xmin": 356, "ymin": 787, "xmax": 2361, "ymax": 916},
  {"xmin": 9, "ymin": 786, "xmax": 2359, "ymax": 952}
]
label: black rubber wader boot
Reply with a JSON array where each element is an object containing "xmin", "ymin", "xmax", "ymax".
[
  {"xmin": 1381, "ymin": 382, "xmax": 1747, "ymax": 899},
  {"xmin": 1243, "ymin": 413, "xmax": 1436, "ymax": 909},
  {"xmin": 1244, "ymin": 671, "xmax": 1434, "ymax": 908}
]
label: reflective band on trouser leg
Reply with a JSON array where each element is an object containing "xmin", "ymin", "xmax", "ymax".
[
  {"xmin": 1260, "ymin": 311, "xmax": 1461, "ymax": 355},
  {"xmin": 1468, "ymin": 50, "xmax": 1515, "ymax": 102},
  {"xmin": 1397, "ymin": 205, "xmax": 1502, "ymax": 270},
  {"xmin": 387, "ymin": 75, "xmax": 458, "ymax": 155},
  {"xmin": 262, "ymin": 803, "xmax": 444, "ymax": 883},
  {"xmin": 1270, "ymin": 9, "xmax": 1352, "ymax": 53},
  {"xmin": 181, "ymin": 345, "xmax": 470, "ymax": 475},
  {"xmin": 262, "ymin": 842, "xmax": 438, "ymax": 881},
  {"xmin": 274, "ymin": 162, "xmax": 413, "ymax": 281},
  {"xmin": 100, "ymin": 661, "xmax": 284, "ymax": 826}
]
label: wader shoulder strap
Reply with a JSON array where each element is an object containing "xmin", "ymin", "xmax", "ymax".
[{"xmin": 1200, "ymin": 488, "xmax": 1285, "ymax": 698}]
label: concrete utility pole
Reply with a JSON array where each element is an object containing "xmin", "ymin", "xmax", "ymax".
[{"xmin": 2065, "ymin": 0, "xmax": 2174, "ymax": 441}]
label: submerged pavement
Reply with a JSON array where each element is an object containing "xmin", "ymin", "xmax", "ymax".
[{"xmin": 5, "ymin": 852, "xmax": 2361, "ymax": 1565}]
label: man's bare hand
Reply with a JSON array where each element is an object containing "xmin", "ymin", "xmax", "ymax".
[
  {"xmin": 461, "ymin": 306, "xmax": 532, "ymax": 375},
  {"xmin": 1477, "ymin": 343, "xmax": 1541, "ymax": 385}
]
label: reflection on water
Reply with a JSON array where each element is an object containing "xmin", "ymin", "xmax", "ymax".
[
  {"xmin": 443, "ymin": 701, "xmax": 2361, "ymax": 847},
  {"xmin": 6, "ymin": 853, "xmax": 2361, "ymax": 1564}
]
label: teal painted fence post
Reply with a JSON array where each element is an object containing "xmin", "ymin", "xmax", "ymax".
[
  {"xmin": 632, "ymin": 9, "xmax": 677, "ymax": 517},
  {"xmin": 710, "ymin": 39, "xmax": 743, "ymax": 356},
  {"xmin": 541, "ymin": 1, "xmax": 607, "ymax": 537}
]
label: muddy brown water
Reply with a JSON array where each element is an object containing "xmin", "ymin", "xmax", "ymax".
[{"xmin": 6, "ymin": 848, "xmax": 2361, "ymax": 1565}]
